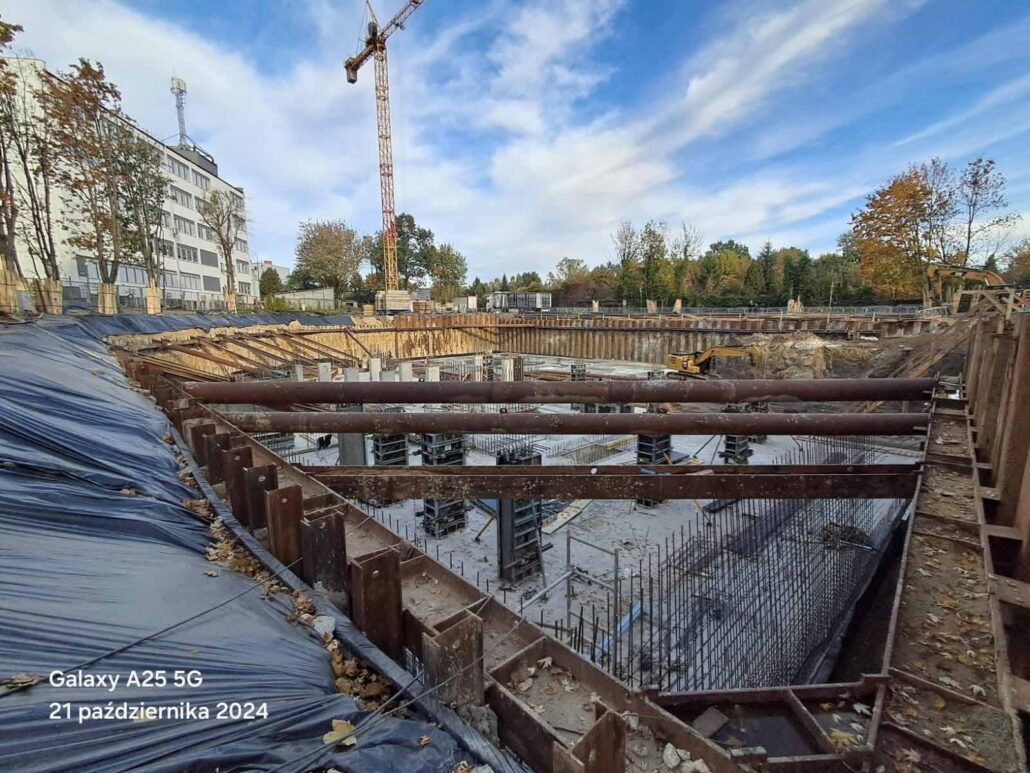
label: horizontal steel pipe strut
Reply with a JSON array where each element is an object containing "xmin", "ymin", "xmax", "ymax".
[
  {"xmin": 305, "ymin": 463, "xmax": 921, "ymax": 500},
  {"xmin": 183, "ymin": 377, "xmax": 935, "ymax": 406},
  {"xmin": 228, "ymin": 410, "xmax": 928, "ymax": 436}
]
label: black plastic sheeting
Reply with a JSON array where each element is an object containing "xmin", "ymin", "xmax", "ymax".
[
  {"xmin": 58, "ymin": 310, "xmax": 356, "ymax": 339},
  {"xmin": 0, "ymin": 317, "xmax": 473, "ymax": 772}
]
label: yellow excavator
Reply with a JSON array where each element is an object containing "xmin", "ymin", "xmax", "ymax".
[{"xmin": 664, "ymin": 345, "xmax": 760, "ymax": 378}]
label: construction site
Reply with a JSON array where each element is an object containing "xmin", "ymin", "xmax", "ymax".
[
  {"xmin": 2, "ymin": 1, "xmax": 1030, "ymax": 772},
  {"xmin": 2, "ymin": 292, "xmax": 1029, "ymax": 773}
]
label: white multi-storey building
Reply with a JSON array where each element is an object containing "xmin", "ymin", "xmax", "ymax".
[{"xmin": 5, "ymin": 57, "xmax": 253, "ymax": 311}]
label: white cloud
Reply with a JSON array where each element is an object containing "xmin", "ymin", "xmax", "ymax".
[{"xmin": 7, "ymin": 0, "xmax": 1020, "ymax": 282}]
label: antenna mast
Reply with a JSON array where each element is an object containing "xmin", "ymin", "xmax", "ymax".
[{"xmin": 170, "ymin": 77, "xmax": 188, "ymax": 147}]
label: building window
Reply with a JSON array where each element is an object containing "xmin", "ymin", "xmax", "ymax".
[
  {"xmin": 173, "ymin": 215, "xmax": 195, "ymax": 237},
  {"xmin": 160, "ymin": 210, "xmax": 171, "ymax": 228},
  {"xmin": 167, "ymin": 155, "xmax": 190, "ymax": 181},
  {"xmin": 197, "ymin": 223, "xmax": 216, "ymax": 242},
  {"xmin": 235, "ymin": 259, "xmax": 249, "ymax": 275},
  {"xmin": 117, "ymin": 265, "xmax": 148, "ymax": 285},
  {"xmin": 75, "ymin": 256, "xmax": 100, "ymax": 281},
  {"xmin": 162, "ymin": 270, "xmax": 179, "ymax": 289},
  {"xmin": 230, "ymin": 192, "xmax": 244, "ymax": 210},
  {"xmin": 232, "ymin": 214, "xmax": 246, "ymax": 231},
  {"xmin": 158, "ymin": 239, "xmax": 174, "ymax": 256},
  {"xmin": 169, "ymin": 186, "xmax": 192, "ymax": 209},
  {"xmin": 199, "ymin": 249, "xmax": 219, "ymax": 267},
  {"xmin": 233, "ymin": 238, "xmax": 248, "ymax": 254},
  {"xmin": 176, "ymin": 244, "xmax": 199, "ymax": 263},
  {"xmin": 202, "ymin": 275, "xmax": 221, "ymax": 293},
  {"xmin": 192, "ymin": 170, "xmax": 210, "ymax": 190},
  {"xmin": 238, "ymin": 281, "xmax": 251, "ymax": 295},
  {"xmin": 180, "ymin": 272, "xmax": 201, "ymax": 291}
]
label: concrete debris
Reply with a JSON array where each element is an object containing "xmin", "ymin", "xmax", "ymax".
[{"xmin": 663, "ymin": 743, "xmax": 681, "ymax": 769}]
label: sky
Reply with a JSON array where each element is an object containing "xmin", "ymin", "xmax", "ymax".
[{"xmin": 5, "ymin": 0, "xmax": 1030, "ymax": 280}]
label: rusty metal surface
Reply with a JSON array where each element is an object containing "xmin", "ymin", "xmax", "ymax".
[
  {"xmin": 306, "ymin": 462, "xmax": 920, "ymax": 500},
  {"xmin": 183, "ymin": 376, "xmax": 936, "ymax": 405},
  {"xmin": 226, "ymin": 410, "xmax": 928, "ymax": 436}
]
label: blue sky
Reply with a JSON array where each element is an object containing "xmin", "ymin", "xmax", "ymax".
[{"xmin": 7, "ymin": 0, "xmax": 1030, "ymax": 280}]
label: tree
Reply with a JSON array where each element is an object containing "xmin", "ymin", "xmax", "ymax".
[
  {"xmin": 197, "ymin": 189, "xmax": 245, "ymax": 310},
  {"xmin": 39, "ymin": 60, "xmax": 134, "ymax": 296},
  {"xmin": 429, "ymin": 242, "xmax": 467, "ymax": 301},
  {"xmin": 119, "ymin": 130, "xmax": 166, "ymax": 290},
  {"xmin": 957, "ymin": 158, "xmax": 1019, "ymax": 266},
  {"xmin": 778, "ymin": 247, "xmax": 813, "ymax": 302},
  {"xmin": 367, "ymin": 212, "xmax": 435, "ymax": 289},
  {"xmin": 1002, "ymin": 237, "xmax": 1030, "ymax": 284},
  {"xmin": 851, "ymin": 166, "xmax": 935, "ymax": 302},
  {"xmin": 695, "ymin": 242, "xmax": 750, "ymax": 303},
  {"xmin": 0, "ymin": 18, "xmax": 23, "ymax": 275},
  {"xmin": 0, "ymin": 52, "xmax": 59, "ymax": 284},
  {"xmin": 259, "ymin": 267, "xmax": 284, "ymax": 297},
  {"xmin": 546, "ymin": 257, "xmax": 589, "ymax": 287},
  {"xmin": 285, "ymin": 265, "xmax": 320, "ymax": 291},
  {"xmin": 611, "ymin": 221, "xmax": 641, "ymax": 302},
  {"xmin": 639, "ymin": 220, "xmax": 669, "ymax": 303},
  {"xmin": 294, "ymin": 219, "xmax": 366, "ymax": 303}
]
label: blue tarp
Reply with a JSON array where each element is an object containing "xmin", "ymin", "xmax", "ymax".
[{"xmin": 0, "ymin": 317, "xmax": 471, "ymax": 772}]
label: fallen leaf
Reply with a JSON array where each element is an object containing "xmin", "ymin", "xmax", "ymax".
[
  {"xmin": 897, "ymin": 748, "xmax": 921, "ymax": 763},
  {"xmin": 419, "ymin": 734, "xmax": 431, "ymax": 747},
  {"xmin": 323, "ymin": 719, "xmax": 357, "ymax": 748},
  {"xmin": 853, "ymin": 702, "xmax": 871, "ymax": 716},
  {"xmin": 537, "ymin": 656, "xmax": 553, "ymax": 669},
  {"xmin": 969, "ymin": 684, "xmax": 986, "ymax": 697},
  {"xmin": 829, "ymin": 728, "xmax": 857, "ymax": 749}
]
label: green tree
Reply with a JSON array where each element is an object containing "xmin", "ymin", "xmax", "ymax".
[
  {"xmin": 778, "ymin": 247, "xmax": 813, "ymax": 302},
  {"xmin": 429, "ymin": 242, "xmax": 467, "ymax": 301},
  {"xmin": 286, "ymin": 265, "xmax": 320, "ymax": 291},
  {"xmin": 259, "ymin": 267, "xmax": 284, "ymax": 297},
  {"xmin": 546, "ymin": 257, "xmax": 589, "ymax": 287},
  {"xmin": 119, "ymin": 130, "xmax": 167, "ymax": 289},
  {"xmin": 367, "ymin": 212, "xmax": 435, "ymax": 288},
  {"xmin": 639, "ymin": 220, "xmax": 669, "ymax": 303},
  {"xmin": 294, "ymin": 219, "xmax": 367, "ymax": 302}
]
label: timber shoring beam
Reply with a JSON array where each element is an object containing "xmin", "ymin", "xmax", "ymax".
[
  {"xmin": 305, "ymin": 463, "xmax": 921, "ymax": 500},
  {"xmin": 223, "ymin": 410, "xmax": 928, "ymax": 436},
  {"xmin": 182, "ymin": 377, "xmax": 935, "ymax": 406}
]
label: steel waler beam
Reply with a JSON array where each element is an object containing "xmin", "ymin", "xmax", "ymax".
[
  {"xmin": 182, "ymin": 377, "xmax": 935, "ymax": 406},
  {"xmin": 223, "ymin": 410, "xmax": 927, "ymax": 436},
  {"xmin": 305, "ymin": 463, "xmax": 921, "ymax": 500}
]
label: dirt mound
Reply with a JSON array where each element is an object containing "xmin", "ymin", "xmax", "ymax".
[{"xmin": 748, "ymin": 332, "xmax": 830, "ymax": 379}]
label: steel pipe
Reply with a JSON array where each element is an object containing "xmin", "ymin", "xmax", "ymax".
[
  {"xmin": 227, "ymin": 410, "xmax": 927, "ymax": 436},
  {"xmin": 305, "ymin": 463, "xmax": 921, "ymax": 500},
  {"xmin": 183, "ymin": 377, "xmax": 935, "ymax": 405}
]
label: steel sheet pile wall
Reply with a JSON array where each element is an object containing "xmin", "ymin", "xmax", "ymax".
[{"xmin": 558, "ymin": 437, "xmax": 908, "ymax": 691}]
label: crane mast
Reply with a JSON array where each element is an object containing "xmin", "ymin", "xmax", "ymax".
[{"xmin": 344, "ymin": 0, "xmax": 424, "ymax": 293}]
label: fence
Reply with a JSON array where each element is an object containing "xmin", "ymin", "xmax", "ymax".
[
  {"xmin": 538, "ymin": 304, "xmax": 946, "ymax": 318},
  {"xmin": 60, "ymin": 279, "xmax": 261, "ymax": 314}
]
